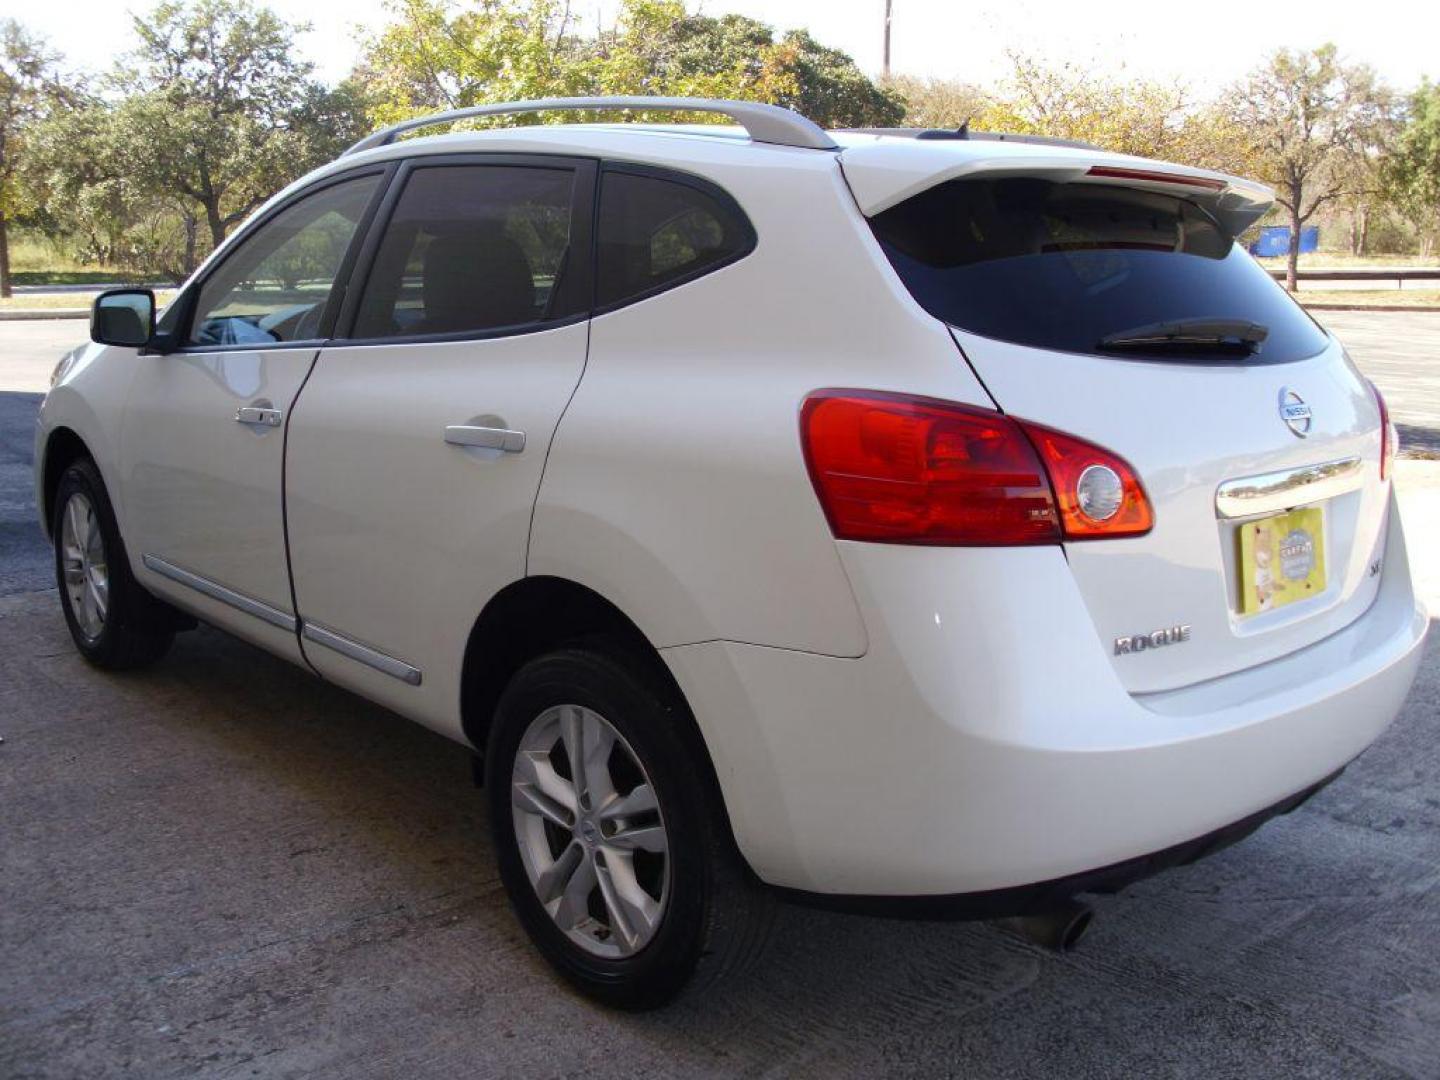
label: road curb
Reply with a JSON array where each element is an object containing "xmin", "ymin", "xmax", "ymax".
[
  {"xmin": 0, "ymin": 310, "xmax": 89, "ymax": 321},
  {"xmin": 1300, "ymin": 303, "xmax": 1440, "ymax": 312}
]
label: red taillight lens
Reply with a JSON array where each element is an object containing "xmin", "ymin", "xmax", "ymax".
[
  {"xmin": 800, "ymin": 391, "xmax": 1060, "ymax": 545},
  {"xmin": 1016, "ymin": 421, "xmax": 1154, "ymax": 538},
  {"xmin": 1371, "ymin": 381, "xmax": 1397, "ymax": 481},
  {"xmin": 800, "ymin": 391, "xmax": 1154, "ymax": 545}
]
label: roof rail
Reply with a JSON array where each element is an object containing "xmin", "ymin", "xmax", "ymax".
[{"xmin": 343, "ymin": 96, "xmax": 839, "ymax": 156}]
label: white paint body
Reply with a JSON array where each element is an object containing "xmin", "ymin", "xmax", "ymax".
[{"xmin": 36, "ymin": 123, "xmax": 1427, "ymax": 898}]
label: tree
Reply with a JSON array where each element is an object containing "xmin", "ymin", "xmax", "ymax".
[
  {"xmin": 970, "ymin": 52, "xmax": 1256, "ymax": 175},
  {"xmin": 0, "ymin": 20, "xmax": 67, "ymax": 297},
  {"xmin": 358, "ymin": 0, "xmax": 594, "ymax": 124},
  {"xmin": 766, "ymin": 29, "xmax": 903, "ymax": 128},
  {"xmin": 115, "ymin": 0, "xmax": 367, "ymax": 249},
  {"xmin": 21, "ymin": 96, "xmax": 207, "ymax": 280},
  {"xmin": 357, "ymin": 0, "xmax": 902, "ymax": 132},
  {"xmin": 881, "ymin": 74, "xmax": 987, "ymax": 131},
  {"xmin": 1231, "ymin": 44, "xmax": 1396, "ymax": 289},
  {"xmin": 1385, "ymin": 80, "xmax": 1440, "ymax": 256}
]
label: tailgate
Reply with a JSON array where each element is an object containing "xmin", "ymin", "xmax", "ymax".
[
  {"xmin": 849, "ymin": 140, "xmax": 1391, "ymax": 692},
  {"xmin": 952, "ymin": 327, "xmax": 1388, "ymax": 692}
]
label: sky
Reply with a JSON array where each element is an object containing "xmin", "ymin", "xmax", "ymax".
[{"xmin": 8, "ymin": 0, "xmax": 1439, "ymax": 98}]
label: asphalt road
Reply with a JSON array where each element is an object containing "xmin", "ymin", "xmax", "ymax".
[
  {"xmin": 0, "ymin": 391, "xmax": 47, "ymax": 597},
  {"xmin": 2, "ymin": 314, "xmax": 1440, "ymax": 1078}
]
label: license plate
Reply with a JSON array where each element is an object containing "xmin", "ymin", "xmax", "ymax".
[{"xmin": 1237, "ymin": 506, "xmax": 1326, "ymax": 616}]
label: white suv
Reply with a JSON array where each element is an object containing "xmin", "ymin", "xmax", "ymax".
[{"xmin": 37, "ymin": 97, "xmax": 1427, "ymax": 1008}]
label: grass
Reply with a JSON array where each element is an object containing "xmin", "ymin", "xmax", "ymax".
[
  {"xmin": 1, "ymin": 290, "xmax": 176, "ymax": 312},
  {"xmin": 1256, "ymin": 252, "xmax": 1440, "ymax": 269},
  {"xmin": 11, "ymin": 270, "xmax": 165, "ymax": 286},
  {"xmin": 0, "ymin": 293, "xmax": 92, "ymax": 311},
  {"xmin": 1294, "ymin": 289, "xmax": 1440, "ymax": 308}
]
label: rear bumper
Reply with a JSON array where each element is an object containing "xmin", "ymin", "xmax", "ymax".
[
  {"xmin": 773, "ymin": 766, "xmax": 1344, "ymax": 919},
  {"xmin": 663, "ymin": 490, "xmax": 1427, "ymax": 897}
]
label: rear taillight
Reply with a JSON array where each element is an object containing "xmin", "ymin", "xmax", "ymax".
[
  {"xmin": 1371, "ymin": 381, "xmax": 1397, "ymax": 481},
  {"xmin": 801, "ymin": 391, "xmax": 1059, "ymax": 545},
  {"xmin": 1016, "ymin": 421, "xmax": 1153, "ymax": 538},
  {"xmin": 800, "ymin": 391, "xmax": 1152, "ymax": 545}
]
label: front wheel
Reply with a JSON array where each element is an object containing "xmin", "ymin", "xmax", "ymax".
[
  {"xmin": 487, "ymin": 646, "xmax": 772, "ymax": 1009},
  {"xmin": 53, "ymin": 458, "xmax": 175, "ymax": 670}
]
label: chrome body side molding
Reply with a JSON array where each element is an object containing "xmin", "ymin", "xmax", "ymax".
[
  {"xmin": 1214, "ymin": 456, "xmax": 1364, "ymax": 519},
  {"xmin": 301, "ymin": 622, "xmax": 423, "ymax": 686},
  {"xmin": 142, "ymin": 554, "xmax": 297, "ymax": 631}
]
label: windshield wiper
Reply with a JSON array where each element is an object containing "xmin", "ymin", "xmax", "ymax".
[{"xmin": 1099, "ymin": 318, "xmax": 1269, "ymax": 353}]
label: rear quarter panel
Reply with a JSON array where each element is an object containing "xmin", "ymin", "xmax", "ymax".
[{"xmin": 529, "ymin": 149, "xmax": 996, "ymax": 656}]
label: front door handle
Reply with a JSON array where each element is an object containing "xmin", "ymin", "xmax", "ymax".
[
  {"xmin": 235, "ymin": 406, "xmax": 283, "ymax": 427},
  {"xmin": 444, "ymin": 424, "xmax": 526, "ymax": 453}
]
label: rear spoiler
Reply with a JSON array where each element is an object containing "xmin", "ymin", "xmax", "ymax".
[{"xmin": 838, "ymin": 140, "xmax": 1274, "ymax": 237}]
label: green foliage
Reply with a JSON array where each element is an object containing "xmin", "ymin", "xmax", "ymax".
[
  {"xmin": 20, "ymin": 1, "xmax": 368, "ymax": 280},
  {"xmin": 0, "ymin": 19, "xmax": 72, "ymax": 293},
  {"xmin": 1231, "ymin": 44, "xmax": 1397, "ymax": 282},
  {"xmin": 880, "ymin": 74, "xmax": 987, "ymax": 131},
  {"xmin": 356, "ymin": 0, "xmax": 901, "ymax": 131},
  {"xmin": 8, "ymin": 2, "xmax": 1440, "ymax": 283},
  {"xmin": 1385, "ymin": 80, "xmax": 1440, "ymax": 252},
  {"xmin": 966, "ymin": 53, "xmax": 1258, "ymax": 175},
  {"xmin": 116, "ymin": 0, "xmax": 368, "ymax": 245}
]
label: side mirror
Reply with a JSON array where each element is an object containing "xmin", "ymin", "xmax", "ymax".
[{"xmin": 91, "ymin": 288, "xmax": 156, "ymax": 348}]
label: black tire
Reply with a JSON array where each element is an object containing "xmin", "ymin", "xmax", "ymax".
[
  {"xmin": 487, "ymin": 645, "xmax": 773, "ymax": 1010},
  {"xmin": 53, "ymin": 457, "xmax": 176, "ymax": 670}
]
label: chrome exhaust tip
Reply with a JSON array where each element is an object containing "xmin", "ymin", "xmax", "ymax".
[{"xmin": 995, "ymin": 898, "xmax": 1094, "ymax": 952}]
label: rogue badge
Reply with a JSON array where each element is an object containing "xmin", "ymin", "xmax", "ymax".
[{"xmin": 1115, "ymin": 624, "xmax": 1192, "ymax": 656}]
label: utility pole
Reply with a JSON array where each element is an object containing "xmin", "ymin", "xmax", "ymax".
[{"xmin": 882, "ymin": 0, "xmax": 892, "ymax": 80}]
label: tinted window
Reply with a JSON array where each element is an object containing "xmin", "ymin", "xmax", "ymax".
[
  {"xmin": 352, "ymin": 165, "xmax": 575, "ymax": 339},
  {"xmin": 870, "ymin": 177, "xmax": 1329, "ymax": 364},
  {"xmin": 596, "ymin": 170, "xmax": 754, "ymax": 308},
  {"xmin": 188, "ymin": 175, "xmax": 380, "ymax": 347}
]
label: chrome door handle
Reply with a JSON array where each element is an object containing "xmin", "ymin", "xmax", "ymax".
[
  {"xmin": 444, "ymin": 424, "xmax": 526, "ymax": 453},
  {"xmin": 235, "ymin": 406, "xmax": 283, "ymax": 427}
]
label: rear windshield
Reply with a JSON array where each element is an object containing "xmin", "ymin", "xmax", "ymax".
[{"xmin": 869, "ymin": 177, "xmax": 1329, "ymax": 363}]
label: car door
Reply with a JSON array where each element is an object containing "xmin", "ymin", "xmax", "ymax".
[
  {"xmin": 285, "ymin": 155, "xmax": 596, "ymax": 732},
  {"xmin": 120, "ymin": 169, "xmax": 388, "ymax": 661}
]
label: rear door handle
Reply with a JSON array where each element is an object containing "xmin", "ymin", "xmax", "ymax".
[
  {"xmin": 444, "ymin": 424, "xmax": 526, "ymax": 453},
  {"xmin": 235, "ymin": 406, "xmax": 282, "ymax": 427}
]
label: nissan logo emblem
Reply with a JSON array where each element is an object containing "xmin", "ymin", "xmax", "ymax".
[{"xmin": 1279, "ymin": 387, "xmax": 1312, "ymax": 438}]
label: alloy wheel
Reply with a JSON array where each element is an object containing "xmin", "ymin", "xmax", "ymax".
[
  {"xmin": 60, "ymin": 491, "xmax": 108, "ymax": 642},
  {"xmin": 510, "ymin": 704, "xmax": 670, "ymax": 958}
]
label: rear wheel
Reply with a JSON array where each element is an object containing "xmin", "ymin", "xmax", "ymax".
[
  {"xmin": 53, "ymin": 458, "xmax": 175, "ymax": 670},
  {"xmin": 487, "ymin": 646, "xmax": 772, "ymax": 1009}
]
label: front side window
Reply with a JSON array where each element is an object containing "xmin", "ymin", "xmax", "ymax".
[
  {"xmin": 596, "ymin": 169, "xmax": 755, "ymax": 309},
  {"xmin": 187, "ymin": 174, "xmax": 381, "ymax": 347},
  {"xmin": 350, "ymin": 165, "xmax": 576, "ymax": 339},
  {"xmin": 870, "ymin": 177, "xmax": 1330, "ymax": 364}
]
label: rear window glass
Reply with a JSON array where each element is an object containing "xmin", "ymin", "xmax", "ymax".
[
  {"xmin": 596, "ymin": 169, "xmax": 755, "ymax": 309},
  {"xmin": 869, "ymin": 177, "xmax": 1329, "ymax": 363}
]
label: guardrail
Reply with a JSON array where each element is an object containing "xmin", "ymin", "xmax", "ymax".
[{"xmin": 1266, "ymin": 268, "xmax": 1440, "ymax": 285}]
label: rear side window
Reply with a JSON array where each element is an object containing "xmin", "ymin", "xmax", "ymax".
[
  {"xmin": 351, "ymin": 164, "xmax": 576, "ymax": 339},
  {"xmin": 596, "ymin": 168, "xmax": 755, "ymax": 309},
  {"xmin": 870, "ymin": 177, "xmax": 1330, "ymax": 364}
]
